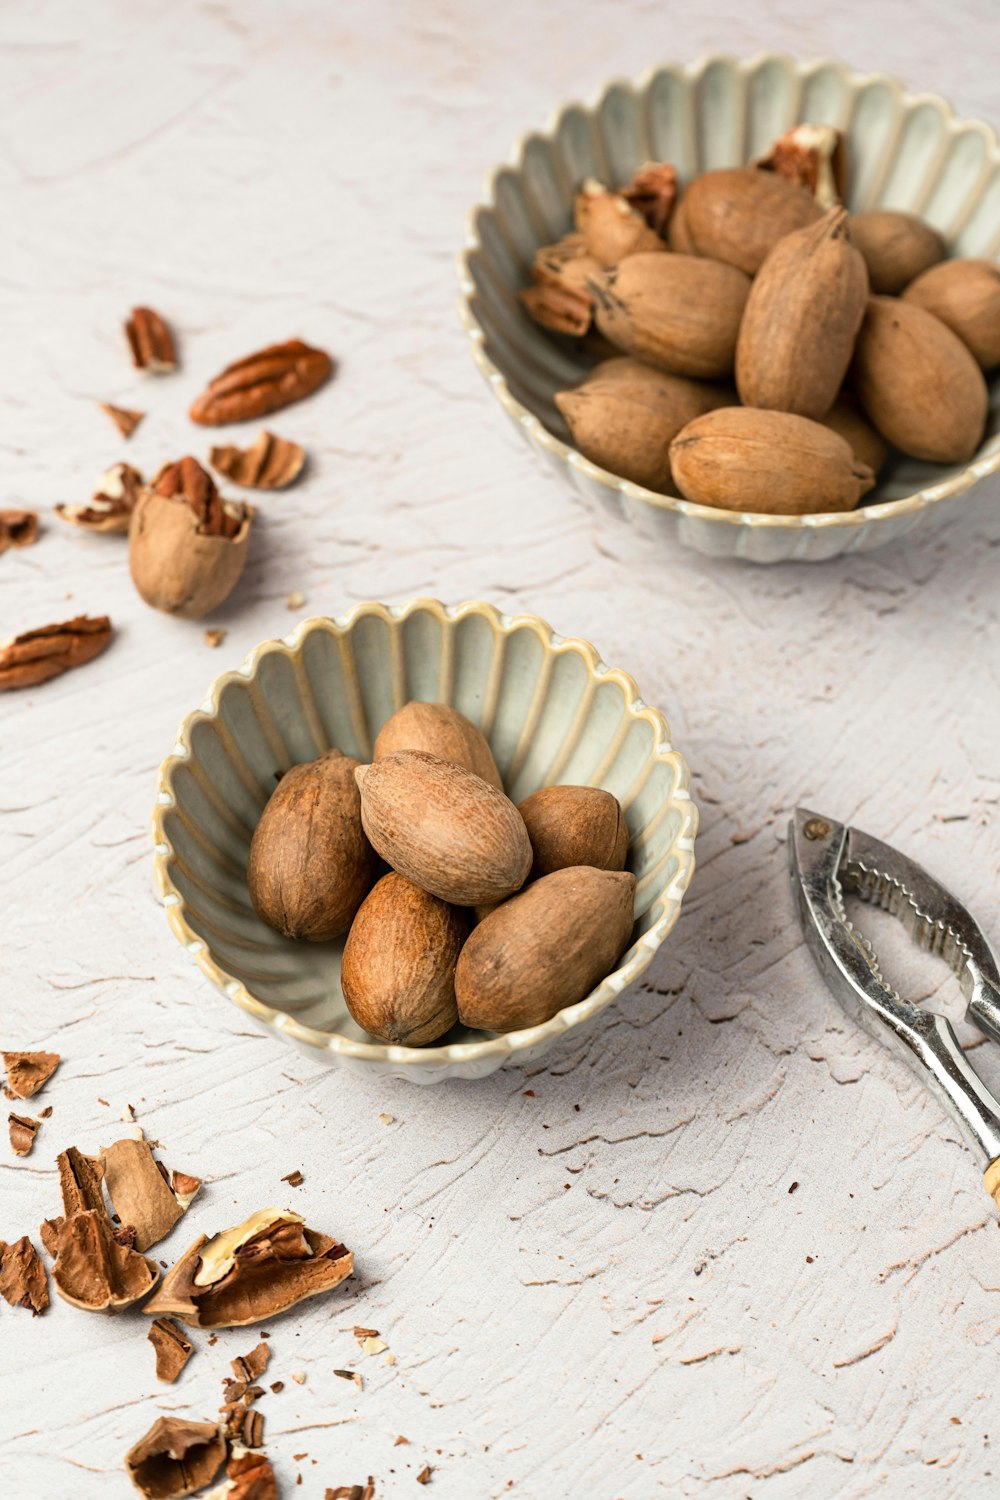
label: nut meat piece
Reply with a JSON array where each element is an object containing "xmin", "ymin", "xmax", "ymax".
[
  {"xmin": 148, "ymin": 1317, "xmax": 194, "ymax": 1382},
  {"xmin": 224, "ymin": 1451, "xmax": 279, "ymax": 1500},
  {"xmin": 0, "ymin": 509, "xmax": 38, "ymax": 554},
  {"xmin": 0, "ymin": 615, "xmax": 112, "ymax": 692},
  {"xmin": 2, "ymin": 1050, "xmax": 60, "ymax": 1100},
  {"xmin": 757, "ymin": 123, "xmax": 846, "ymax": 208},
  {"xmin": 144, "ymin": 1207, "xmax": 353, "ymax": 1328},
  {"xmin": 209, "ymin": 430, "xmax": 306, "ymax": 489},
  {"xmin": 190, "ymin": 339, "xmax": 333, "ymax": 425},
  {"xmin": 0, "ymin": 1236, "xmax": 49, "ymax": 1314},
  {"xmin": 622, "ymin": 161, "xmax": 679, "ymax": 233},
  {"xmin": 124, "ymin": 1416, "xmax": 226, "ymax": 1499},
  {"xmin": 125, "ymin": 306, "xmax": 177, "ymax": 373},
  {"xmin": 56, "ymin": 462, "xmax": 144, "ymax": 534},
  {"xmin": 100, "ymin": 401, "xmax": 145, "ymax": 438}
]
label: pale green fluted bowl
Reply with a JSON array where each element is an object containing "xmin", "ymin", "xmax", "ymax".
[
  {"xmin": 152, "ymin": 599, "xmax": 697, "ymax": 1083},
  {"xmin": 459, "ymin": 53, "xmax": 1000, "ymax": 563}
]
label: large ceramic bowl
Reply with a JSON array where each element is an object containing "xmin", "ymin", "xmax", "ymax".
[
  {"xmin": 459, "ymin": 54, "xmax": 1000, "ymax": 564},
  {"xmin": 152, "ymin": 600, "xmax": 697, "ymax": 1083}
]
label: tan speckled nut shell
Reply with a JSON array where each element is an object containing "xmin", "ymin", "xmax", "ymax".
[
  {"xmin": 373, "ymin": 702, "xmax": 503, "ymax": 790},
  {"xmin": 129, "ymin": 490, "xmax": 252, "ymax": 619},
  {"xmin": 518, "ymin": 785, "xmax": 629, "ymax": 879},
  {"xmin": 682, "ymin": 167, "xmax": 823, "ymax": 274},
  {"xmin": 341, "ymin": 873, "xmax": 466, "ymax": 1046},
  {"xmin": 670, "ymin": 407, "xmax": 875, "ymax": 515},
  {"xmin": 852, "ymin": 296, "xmax": 989, "ymax": 463},
  {"xmin": 455, "ymin": 866, "xmax": 636, "ymax": 1032},
  {"xmin": 555, "ymin": 357, "xmax": 729, "ymax": 493},
  {"xmin": 819, "ymin": 396, "xmax": 888, "ymax": 476},
  {"xmin": 355, "ymin": 750, "xmax": 532, "ymax": 907},
  {"xmin": 848, "ymin": 210, "xmax": 945, "ymax": 295},
  {"xmin": 902, "ymin": 258, "xmax": 1000, "ymax": 370},
  {"xmin": 736, "ymin": 207, "xmax": 869, "ymax": 418},
  {"xmin": 247, "ymin": 749, "xmax": 377, "ymax": 941},
  {"xmin": 590, "ymin": 253, "xmax": 750, "ymax": 379}
]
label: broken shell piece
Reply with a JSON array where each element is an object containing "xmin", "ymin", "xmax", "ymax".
[
  {"xmin": 100, "ymin": 402, "xmax": 145, "ymax": 439},
  {"xmin": 519, "ymin": 233, "xmax": 599, "ymax": 337},
  {"xmin": 208, "ymin": 1449, "xmax": 278, "ymax": 1500},
  {"xmin": 209, "ymin": 431, "xmax": 306, "ymax": 490},
  {"xmin": 325, "ymin": 1480, "xmax": 375, "ymax": 1500},
  {"xmin": 56, "ymin": 462, "xmax": 144, "ymax": 535},
  {"xmin": 8, "ymin": 1112, "xmax": 39, "ymax": 1156},
  {"xmin": 574, "ymin": 178, "xmax": 666, "ymax": 267},
  {"xmin": 100, "ymin": 1133, "xmax": 201, "ymax": 1251},
  {"xmin": 231, "ymin": 1340, "xmax": 271, "ymax": 1382},
  {"xmin": 757, "ymin": 123, "xmax": 846, "ymax": 209},
  {"xmin": 149, "ymin": 1317, "xmax": 194, "ymax": 1382},
  {"xmin": 46, "ymin": 1207, "xmax": 158, "ymax": 1312},
  {"xmin": 144, "ymin": 1207, "xmax": 353, "ymax": 1328},
  {"xmin": 622, "ymin": 161, "xmax": 679, "ymax": 234},
  {"xmin": 56, "ymin": 1144, "xmax": 106, "ymax": 1217},
  {"xmin": 2, "ymin": 1050, "xmax": 60, "ymax": 1101},
  {"xmin": 125, "ymin": 1416, "xmax": 225, "ymax": 1499},
  {"xmin": 0, "ymin": 1236, "xmax": 49, "ymax": 1314},
  {"xmin": 0, "ymin": 510, "xmax": 38, "ymax": 555}
]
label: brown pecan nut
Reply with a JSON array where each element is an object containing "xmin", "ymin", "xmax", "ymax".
[
  {"xmin": 757, "ymin": 124, "xmax": 846, "ymax": 209},
  {"xmin": 622, "ymin": 161, "xmax": 679, "ymax": 234},
  {"xmin": 124, "ymin": 306, "xmax": 177, "ymax": 373},
  {"xmin": 0, "ymin": 509, "xmax": 38, "ymax": 554},
  {"xmin": 0, "ymin": 615, "xmax": 112, "ymax": 692},
  {"xmin": 189, "ymin": 339, "xmax": 333, "ymax": 425},
  {"xmin": 56, "ymin": 462, "xmax": 144, "ymax": 535},
  {"xmin": 210, "ymin": 430, "xmax": 306, "ymax": 489},
  {"xmin": 99, "ymin": 402, "xmax": 145, "ymax": 438},
  {"xmin": 130, "ymin": 458, "xmax": 252, "ymax": 618}
]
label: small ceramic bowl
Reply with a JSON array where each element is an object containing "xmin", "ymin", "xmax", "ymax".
[
  {"xmin": 152, "ymin": 599, "xmax": 697, "ymax": 1083},
  {"xmin": 459, "ymin": 54, "xmax": 1000, "ymax": 564}
]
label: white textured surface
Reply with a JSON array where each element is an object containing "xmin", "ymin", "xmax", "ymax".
[{"xmin": 3, "ymin": 3, "xmax": 1000, "ymax": 1497}]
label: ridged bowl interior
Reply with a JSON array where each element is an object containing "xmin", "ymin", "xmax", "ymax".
[
  {"xmin": 152, "ymin": 600, "xmax": 697, "ymax": 1082},
  {"xmin": 460, "ymin": 55, "xmax": 1000, "ymax": 563}
]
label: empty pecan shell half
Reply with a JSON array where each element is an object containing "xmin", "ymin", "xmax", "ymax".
[
  {"xmin": 189, "ymin": 339, "xmax": 333, "ymax": 425},
  {"xmin": 209, "ymin": 430, "xmax": 305, "ymax": 489},
  {"xmin": 56, "ymin": 462, "xmax": 144, "ymax": 535},
  {"xmin": 0, "ymin": 615, "xmax": 112, "ymax": 692},
  {"xmin": 0, "ymin": 509, "xmax": 38, "ymax": 554},
  {"xmin": 124, "ymin": 306, "xmax": 177, "ymax": 373}
]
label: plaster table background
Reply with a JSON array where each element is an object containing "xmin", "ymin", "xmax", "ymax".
[{"xmin": 3, "ymin": 2, "xmax": 1000, "ymax": 1496}]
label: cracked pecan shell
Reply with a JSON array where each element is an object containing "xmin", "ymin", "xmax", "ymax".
[{"xmin": 189, "ymin": 339, "xmax": 333, "ymax": 425}]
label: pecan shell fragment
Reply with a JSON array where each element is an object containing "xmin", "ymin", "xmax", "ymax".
[
  {"xmin": 0, "ymin": 615, "xmax": 112, "ymax": 692},
  {"xmin": 100, "ymin": 402, "xmax": 145, "ymax": 438},
  {"xmin": 125, "ymin": 1416, "xmax": 225, "ymax": 1499},
  {"xmin": 56, "ymin": 462, "xmax": 144, "ymax": 534},
  {"xmin": 0, "ymin": 509, "xmax": 38, "ymax": 554},
  {"xmin": 210, "ymin": 430, "xmax": 306, "ymax": 489},
  {"xmin": 189, "ymin": 339, "xmax": 333, "ymax": 425},
  {"xmin": 2, "ymin": 1050, "xmax": 60, "ymax": 1100}
]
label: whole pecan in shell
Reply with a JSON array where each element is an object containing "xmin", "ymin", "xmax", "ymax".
[{"xmin": 189, "ymin": 340, "xmax": 333, "ymax": 425}]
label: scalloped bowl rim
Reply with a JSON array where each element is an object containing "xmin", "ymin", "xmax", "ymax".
[
  {"xmin": 151, "ymin": 599, "xmax": 698, "ymax": 1071},
  {"xmin": 457, "ymin": 51, "xmax": 1000, "ymax": 535}
]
